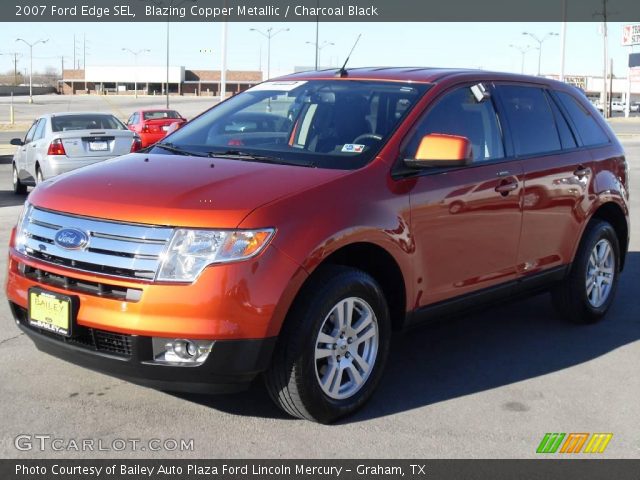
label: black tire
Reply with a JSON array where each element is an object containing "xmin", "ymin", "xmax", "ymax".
[
  {"xmin": 12, "ymin": 164, "xmax": 27, "ymax": 195},
  {"xmin": 264, "ymin": 265, "xmax": 391, "ymax": 423},
  {"xmin": 36, "ymin": 167, "xmax": 43, "ymax": 185},
  {"xmin": 552, "ymin": 219, "xmax": 620, "ymax": 324}
]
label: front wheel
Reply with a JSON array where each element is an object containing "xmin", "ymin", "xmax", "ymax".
[
  {"xmin": 265, "ymin": 265, "xmax": 391, "ymax": 423},
  {"xmin": 552, "ymin": 219, "xmax": 620, "ymax": 324}
]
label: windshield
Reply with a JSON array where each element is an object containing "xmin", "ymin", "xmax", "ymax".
[
  {"xmin": 51, "ymin": 114, "xmax": 126, "ymax": 132},
  {"xmin": 152, "ymin": 80, "xmax": 430, "ymax": 169}
]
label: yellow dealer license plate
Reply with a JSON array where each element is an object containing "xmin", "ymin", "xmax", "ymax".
[{"xmin": 28, "ymin": 288, "xmax": 72, "ymax": 337}]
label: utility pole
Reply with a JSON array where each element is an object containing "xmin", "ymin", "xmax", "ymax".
[
  {"xmin": 60, "ymin": 56, "xmax": 65, "ymax": 94},
  {"xmin": 83, "ymin": 34, "xmax": 87, "ymax": 91},
  {"xmin": 510, "ymin": 44, "xmax": 531, "ymax": 74},
  {"xmin": 2, "ymin": 52, "xmax": 22, "ymax": 85},
  {"xmin": 314, "ymin": 0, "xmax": 320, "ymax": 70},
  {"xmin": 594, "ymin": 0, "xmax": 610, "ymax": 118},
  {"xmin": 609, "ymin": 57, "xmax": 614, "ymax": 116},
  {"xmin": 220, "ymin": 21, "xmax": 228, "ymax": 100},
  {"xmin": 307, "ymin": 40, "xmax": 335, "ymax": 68},
  {"xmin": 15, "ymin": 37, "xmax": 49, "ymax": 104},
  {"xmin": 14, "ymin": 53, "xmax": 19, "ymax": 85},
  {"xmin": 522, "ymin": 31, "xmax": 559, "ymax": 76},
  {"xmin": 73, "ymin": 34, "xmax": 76, "ymax": 72},
  {"xmin": 249, "ymin": 27, "xmax": 290, "ymax": 80},
  {"xmin": 122, "ymin": 49, "xmax": 150, "ymax": 98},
  {"xmin": 560, "ymin": 0, "xmax": 567, "ymax": 82}
]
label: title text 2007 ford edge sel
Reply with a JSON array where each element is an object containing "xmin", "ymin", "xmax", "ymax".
[{"xmin": 6, "ymin": 68, "xmax": 629, "ymax": 423}]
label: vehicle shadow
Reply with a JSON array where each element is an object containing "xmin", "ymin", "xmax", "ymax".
[
  {"xmin": 0, "ymin": 191, "xmax": 28, "ymax": 208},
  {"xmin": 175, "ymin": 252, "xmax": 640, "ymax": 423}
]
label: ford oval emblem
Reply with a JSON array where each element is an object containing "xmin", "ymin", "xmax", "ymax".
[{"xmin": 54, "ymin": 228, "xmax": 89, "ymax": 250}]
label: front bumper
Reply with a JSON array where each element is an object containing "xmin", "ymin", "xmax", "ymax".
[
  {"xmin": 6, "ymin": 237, "xmax": 308, "ymax": 393},
  {"xmin": 10, "ymin": 301, "xmax": 276, "ymax": 394}
]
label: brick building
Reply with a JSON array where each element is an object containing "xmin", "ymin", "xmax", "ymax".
[{"xmin": 60, "ymin": 66, "xmax": 263, "ymax": 97}]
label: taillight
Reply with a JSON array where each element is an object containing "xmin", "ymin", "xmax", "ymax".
[
  {"xmin": 130, "ymin": 136, "xmax": 142, "ymax": 153},
  {"xmin": 47, "ymin": 138, "xmax": 66, "ymax": 156}
]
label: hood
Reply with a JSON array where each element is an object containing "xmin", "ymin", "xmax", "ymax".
[{"xmin": 29, "ymin": 153, "xmax": 347, "ymax": 228}]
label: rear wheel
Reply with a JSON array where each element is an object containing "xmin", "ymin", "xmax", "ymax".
[
  {"xmin": 35, "ymin": 167, "xmax": 44, "ymax": 185},
  {"xmin": 265, "ymin": 265, "xmax": 391, "ymax": 423},
  {"xmin": 12, "ymin": 164, "xmax": 27, "ymax": 195},
  {"xmin": 552, "ymin": 219, "xmax": 620, "ymax": 324}
]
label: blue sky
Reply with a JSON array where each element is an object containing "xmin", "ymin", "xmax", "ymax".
[{"xmin": 1, "ymin": 22, "xmax": 639, "ymax": 78}]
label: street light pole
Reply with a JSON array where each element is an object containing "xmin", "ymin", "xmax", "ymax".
[
  {"xmin": 16, "ymin": 38, "xmax": 48, "ymax": 104},
  {"xmin": 122, "ymin": 48, "xmax": 150, "ymax": 98},
  {"xmin": 144, "ymin": 0, "xmax": 195, "ymax": 108},
  {"xmin": 522, "ymin": 31, "xmax": 559, "ymax": 76},
  {"xmin": 509, "ymin": 44, "xmax": 531, "ymax": 74},
  {"xmin": 249, "ymin": 27, "xmax": 290, "ymax": 80},
  {"xmin": 306, "ymin": 40, "xmax": 335, "ymax": 69}
]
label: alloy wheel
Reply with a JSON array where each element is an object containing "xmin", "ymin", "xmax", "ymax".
[
  {"xmin": 586, "ymin": 238, "xmax": 615, "ymax": 308},
  {"xmin": 314, "ymin": 297, "xmax": 379, "ymax": 400}
]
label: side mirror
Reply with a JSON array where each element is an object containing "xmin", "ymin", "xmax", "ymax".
[
  {"xmin": 405, "ymin": 133, "xmax": 473, "ymax": 168},
  {"xmin": 10, "ymin": 138, "xmax": 24, "ymax": 146}
]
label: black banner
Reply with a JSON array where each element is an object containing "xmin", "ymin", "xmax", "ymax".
[
  {"xmin": 2, "ymin": 460, "xmax": 640, "ymax": 480},
  {"xmin": 5, "ymin": 0, "xmax": 640, "ymax": 22}
]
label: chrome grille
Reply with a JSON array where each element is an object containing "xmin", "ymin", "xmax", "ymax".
[{"xmin": 22, "ymin": 208, "xmax": 173, "ymax": 280}]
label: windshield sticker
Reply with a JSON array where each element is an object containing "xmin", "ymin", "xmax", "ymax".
[
  {"xmin": 341, "ymin": 144, "xmax": 365, "ymax": 153},
  {"xmin": 249, "ymin": 81, "xmax": 308, "ymax": 92}
]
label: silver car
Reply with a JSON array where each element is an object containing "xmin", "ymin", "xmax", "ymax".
[{"xmin": 11, "ymin": 112, "xmax": 140, "ymax": 194}]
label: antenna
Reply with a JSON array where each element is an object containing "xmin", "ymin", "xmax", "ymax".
[{"xmin": 336, "ymin": 34, "xmax": 362, "ymax": 77}]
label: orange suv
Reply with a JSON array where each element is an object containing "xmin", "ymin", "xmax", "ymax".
[{"xmin": 6, "ymin": 68, "xmax": 629, "ymax": 423}]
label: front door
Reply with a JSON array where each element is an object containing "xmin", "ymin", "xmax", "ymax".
[{"xmin": 401, "ymin": 84, "xmax": 524, "ymax": 307}]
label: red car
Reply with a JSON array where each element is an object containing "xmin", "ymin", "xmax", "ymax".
[
  {"xmin": 7, "ymin": 68, "xmax": 630, "ymax": 423},
  {"xmin": 126, "ymin": 109, "xmax": 186, "ymax": 147}
]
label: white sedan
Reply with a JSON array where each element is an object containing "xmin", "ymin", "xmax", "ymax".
[{"xmin": 11, "ymin": 112, "xmax": 141, "ymax": 194}]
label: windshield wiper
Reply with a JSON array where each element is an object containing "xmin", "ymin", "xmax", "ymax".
[
  {"xmin": 153, "ymin": 142, "xmax": 208, "ymax": 157},
  {"xmin": 207, "ymin": 150, "xmax": 315, "ymax": 168}
]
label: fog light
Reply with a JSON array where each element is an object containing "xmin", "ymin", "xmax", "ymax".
[{"xmin": 151, "ymin": 338, "xmax": 214, "ymax": 365}]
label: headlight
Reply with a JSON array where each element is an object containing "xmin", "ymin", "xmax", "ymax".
[
  {"xmin": 15, "ymin": 202, "xmax": 33, "ymax": 254},
  {"xmin": 156, "ymin": 228, "xmax": 275, "ymax": 282}
]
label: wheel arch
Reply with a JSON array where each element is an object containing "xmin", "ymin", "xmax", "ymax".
[
  {"xmin": 588, "ymin": 201, "xmax": 629, "ymax": 271},
  {"xmin": 305, "ymin": 242, "xmax": 408, "ymax": 332}
]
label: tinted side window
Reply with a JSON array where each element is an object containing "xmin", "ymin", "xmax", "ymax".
[
  {"xmin": 498, "ymin": 85, "xmax": 561, "ymax": 156},
  {"xmin": 406, "ymin": 86, "xmax": 504, "ymax": 162},
  {"xmin": 556, "ymin": 92, "xmax": 610, "ymax": 146},
  {"xmin": 33, "ymin": 119, "xmax": 46, "ymax": 141},
  {"xmin": 547, "ymin": 93, "xmax": 577, "ymax": 150}
]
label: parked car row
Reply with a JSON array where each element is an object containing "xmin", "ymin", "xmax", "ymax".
[
  {"xmin": 592, "ymin": 100, "xmax": 640, "ymax": 113},
  {"xmin": 11, "ymin": 109, "xmax": 186, "ymax": 193}
]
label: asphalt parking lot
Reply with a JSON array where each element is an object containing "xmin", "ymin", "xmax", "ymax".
[{"xmin": 0, "ymin": 114, "xmax": 638, "ymax": 459}]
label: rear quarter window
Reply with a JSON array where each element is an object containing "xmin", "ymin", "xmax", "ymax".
[
  {"xmin": 497, "ymin": 85, "xmax": 561, "ymax": 156},
  {"xmin": 555, "ymin": 91, "xmax": 610, "ymax": 146}
]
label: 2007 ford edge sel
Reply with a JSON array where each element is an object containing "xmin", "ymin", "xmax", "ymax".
[{"xmin": 7, "ymin": 68, "xmax": 629, "ymax": 423}]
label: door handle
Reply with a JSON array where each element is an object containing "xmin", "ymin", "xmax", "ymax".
[
  {"xmin": 495, "ymin": 179, "xmax": 519, "ymax": 196},
  {"xmin": 573, "ymin": 166, "xmax": 591, "ymax": 178}
]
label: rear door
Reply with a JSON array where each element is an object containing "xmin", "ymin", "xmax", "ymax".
[
  {"xmin": 404, "ymin": 83, "xmax": 524, "ymax": 306},
  {"xmin": 494, "ymin": 84, "xmax": 595, "ymax": 276}
]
